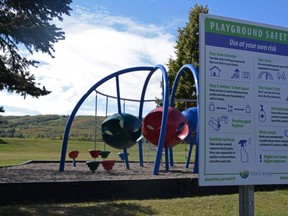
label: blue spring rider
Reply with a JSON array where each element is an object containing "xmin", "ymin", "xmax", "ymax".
[{"xmin": 182, "ymin": 107, "xmax": 198, "ymax": 171}]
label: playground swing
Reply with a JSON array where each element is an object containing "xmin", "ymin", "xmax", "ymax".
[
  {"xmin": 92, "ymin": 88, "xmax": 142, "ymax": 170},
  {"xmin": 142, "ymin": 139, "xmax": 158, "ymax": 165},
  {"xmin": 88, "ymin": 92, "xmax": 101, "ymax": 159},
  {"xmin": 104, "ymin": 94, "xmax": 128, "ymax": 163},
  {"xmin": 88, "ymin": 91, "xmax": 110, "ymax": 160},
  {"xmin": 101, "ymin": 99, "xmax": 142, "ymax": 169},
  {"xmin": 98, "ymin": 92, "xmax": 112, "ymax": 158},
  {"xmin": 86, "ymin": 91, "xmax": 117, "ymax": 173}
]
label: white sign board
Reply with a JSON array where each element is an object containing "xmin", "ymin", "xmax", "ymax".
[{"xmin": 199, "ymin": 14, "xmax": 288, "ymax": 186}]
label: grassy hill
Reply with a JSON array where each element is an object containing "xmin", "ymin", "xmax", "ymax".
[{"xmin": 0, "ymin": 115, "xmax": 105, "ymax": 141}]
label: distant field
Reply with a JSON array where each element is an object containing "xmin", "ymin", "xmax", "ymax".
[
  {"xmin": 0, "ymin": 115, "xmax": 195, "ymax": 166},
  {"xmin": 0, "ymin": 115, "xmax": 105, "ymax": 141},
  {"xmin": 0, "ymin": 138, "xmax": 194, "ymax": 166}
]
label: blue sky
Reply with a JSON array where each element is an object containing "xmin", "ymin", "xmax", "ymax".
[{"xmin": 2, "ymin": 0, "xmax": 288, "ymax": 116}]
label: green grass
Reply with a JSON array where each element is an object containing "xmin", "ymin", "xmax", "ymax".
[
  {"xmin": 1, "ymin": 190, "xmax": 288, "ymax": 215},
  {"xmin": 1, "ymin": 138, "xmax": 288, "ymax": 215},
  {"xmin": 0, "ymin": 138, "xmax": 193, "ymax": 166}
]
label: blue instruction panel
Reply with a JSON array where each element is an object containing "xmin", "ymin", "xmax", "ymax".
[{"xmin": 199, "ymin": 14, "xmax": 288, "ymax": 186}]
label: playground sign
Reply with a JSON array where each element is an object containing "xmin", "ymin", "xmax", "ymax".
[{"xmin": 199, "ymin": 14, "xmax": 288, "ymax": 186}]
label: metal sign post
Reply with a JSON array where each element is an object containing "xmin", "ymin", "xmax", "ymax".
[{"xmin": 239, "ymin": 185, "xmax": 254, "ymax": 216}]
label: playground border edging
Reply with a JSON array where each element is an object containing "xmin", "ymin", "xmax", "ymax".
[{"xmin": 1, "ymin": 177, "xmax": 287, "ymax": 205}]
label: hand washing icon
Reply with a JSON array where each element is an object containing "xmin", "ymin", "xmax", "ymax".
[{"xmin": 208, "ymin": 115, "xmax": 228, "ymax": 131}]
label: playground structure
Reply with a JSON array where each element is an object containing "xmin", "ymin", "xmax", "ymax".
[
  {"xmin": 68, "ymin": 150, "xmax": 79, "ymax": 167},
  {"xmin": 142, "ymin": 106, "xmax": 189, "ymax": 148},
  {"xmin": 102, "ymin": 112, "xmax": 142, "ymax": 169},
  {"xmin": 59, "ymin": 64, "xmax": 199, "ymax": 175}
]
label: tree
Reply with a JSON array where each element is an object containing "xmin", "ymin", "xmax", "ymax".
[
  {"xmin": 166, "ymin": 4, "xmax": 208, "ymax": 111},
  {"xmin": 0, "ymin": 0, "xmax": 72, "ymax": 112}
]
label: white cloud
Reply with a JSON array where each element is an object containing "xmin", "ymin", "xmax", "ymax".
[{"xmin": 1, "ymin": 5, "xmax": 176, "ymax": 117}]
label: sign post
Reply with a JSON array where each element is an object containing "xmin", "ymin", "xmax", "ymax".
[
  {"xmin": 199, "ymin": 14, "xmax": 288, "ymax": 215},
  {"xmin": 239, "ymin": 185, "xmax": 254, "ymax": 216}
]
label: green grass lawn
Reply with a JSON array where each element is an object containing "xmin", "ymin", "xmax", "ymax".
[
  {"xmin": 1, "ymin": 190, "xmax": 288, "ymax": 215},
  {"xmin": 0, "ymin": 138, "xmax": 193, "ymax": 166}
]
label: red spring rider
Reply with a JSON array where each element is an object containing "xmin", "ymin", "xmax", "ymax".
[{"xmin": 142, "ymin": 106, "xmax": 189, "ymax": 148}]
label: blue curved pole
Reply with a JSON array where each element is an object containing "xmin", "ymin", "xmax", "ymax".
[
  {"xmin": 164, "ymin": 147, "xmax": 169, "ymax": 171},
  {"xmin": 138, "ymin": 65, "xmax": 168, "ymax": 171},
  {"xmin": 170, "ymin": 64, "xmax": 199, "ymax": 106},
  {"xmin": 94, "ymin": 92, "xmax": 98, "ymax": 150},
  {"xmin": 59, "ymin": 66, "xmax": 155, "ymax": 171},
  {"xmin": 115, "ymin": 75, "xmax": 131, "ymax": 170},
  {"xmin": 170, "ymin": 64, "xmax": 199, "ymax": 173},
  {"xmin": 185, "ymin": 144, "xmax": 193, "ymax": 168},
  {"xmin": 116, "ymin": 75, "xmax": 122, "ymax": 114},
  {"xmin": 123, "ymin": 148, "xmax": 130, "ymax": 170},
  {"xmin": 169, "ymin": 147, "xmax": 174, "ymax": 167},
  {"xmin": 138, "ymin": 70, "xmax": 157, "ymax": 167},
  {"xmin": 152, "ymin": 64, "xmax": 170, "ymax": 175}
]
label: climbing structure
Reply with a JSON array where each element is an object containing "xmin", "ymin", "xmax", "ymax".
[
  {"xmin": 59, "ymin": 64, "xmax": 199, "ymax": 175},
  {"xmin": 59, "ymin": 65, "xmax": 170, "ymax": 172}
]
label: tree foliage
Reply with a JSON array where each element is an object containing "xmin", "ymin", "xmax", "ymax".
[
  {"xmin": 0, "ymin": 0, "xmax": 72, "ymax": 111},
  {"xmin": 166, "ymin": 4, "xmax": 208, "ymax": 111}
]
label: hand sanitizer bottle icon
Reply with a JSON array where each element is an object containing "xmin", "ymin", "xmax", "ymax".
[
  {"xmin": 245, "ymin": 105, "xmax": 251, "ymax": 113},
  {"xmin": 238, "ymin": 140, "xmax": 248, "ymax": 163},
  {"xmin": 258, "ymin": 105, "xmax": 266, "ymax": 122},
  {"xmin": 209, "ymin": 102, "xmax": 215, "ymax": 111}
]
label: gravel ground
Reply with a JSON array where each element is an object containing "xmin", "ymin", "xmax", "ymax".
[{"xmin": 0, "ymin": 161, "xmax": 197, "ymax": 183}]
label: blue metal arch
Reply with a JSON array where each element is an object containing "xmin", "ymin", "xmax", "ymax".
[
  {"xmin": 170, "ymin": 64, "xmax": 199, "ymax": 106},
  {"xmin": 138, "ymin": 70, "xmax": 155, "ymax": 167},
  {"xmin": 59, "ymin": 65, "xmax": 170, "ymax": 172},
  {"xmin": 170, "ymin": 64, "xmax": 200, "ymax": 173},
  {"xmin": 151, "ymin": 65, "xmax": 170, "ymax": 175}
]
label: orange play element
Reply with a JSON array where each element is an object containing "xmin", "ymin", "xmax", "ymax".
[
  {"xmin": 68, "ymin": 150, "xmax": 79, "ymax": 159},
  {"xmin": 68, "ymin": 150, "xmax": 79, "ymax": 167},
  {"xmin": 142, "ymin": 106, "xmax": 189, "ymax": 148},
  {"xmin": 86, "ymin": 160, "xmax": 100, "ymax": 173},
  {"xmin": 100, "ymin": 150, "xmax": 110, "ymax": 159},
  {"xmin": 89, "ymin": 149, "xmax": 101, "ymax": 159},
  {"xmin": 101, "ymin": 160, "xmax": 116, "ymax": 171}
]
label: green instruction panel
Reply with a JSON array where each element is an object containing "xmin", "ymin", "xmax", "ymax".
[{"xmin": 199, "ymin": 14, "xmax": 288, "ymax": 186}]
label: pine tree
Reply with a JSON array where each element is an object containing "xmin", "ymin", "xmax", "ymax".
[
  {"xmin": 0, "ymin": 0, "xmax": 72, "ymax": 112},
  {"xmin": 167, "ymin": 4, "xmax": 208, "ymax": 111}
]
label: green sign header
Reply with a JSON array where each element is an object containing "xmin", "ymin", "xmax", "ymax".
[{"xmin": 205, "ymin": 18, "xmax": 288, "ymax": 44}]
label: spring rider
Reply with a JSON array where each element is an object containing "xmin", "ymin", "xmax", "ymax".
[
  {"xmin": 182, "ymin": 107, "xmax": 198, "ymax": 171},
  {"xmin": 142, "ymin": 106, "xmax": 189, "ymax": 170},
  {"xmin": 102, "ymin": 113, "xmax": 142, "ymax": 169}
]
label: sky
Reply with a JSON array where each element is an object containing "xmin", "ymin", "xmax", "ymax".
[{"xmin": 2, "ymin": 0, "xmax": 288, "ymax": 116}]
